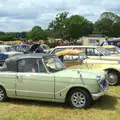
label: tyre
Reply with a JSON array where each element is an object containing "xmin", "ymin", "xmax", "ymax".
[
  {"xmin": 107, "ymin": 71, "xmax": 120, "ymax": 86},
  {"xmin": 67, "ymin": 88, "xmax": 92, "ymax": 109},
  {"xmin": 0, "ymin": 87, "xmax": 6, "ymax": 102}
]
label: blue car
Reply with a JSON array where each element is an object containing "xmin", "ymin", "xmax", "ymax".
[
  {"xmin": 108, "ymin": 39, "xmax": 120, "ymax": 48},
  {"xmin": 0, "ymin": 53, "xmax": 8, "ymax": 65}
]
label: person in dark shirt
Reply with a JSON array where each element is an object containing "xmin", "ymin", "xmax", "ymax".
[{"xmin": 35, "ymin": 47, "xmax": 44, "ymax": 53}]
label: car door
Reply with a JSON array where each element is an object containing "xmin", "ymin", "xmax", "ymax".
[
  {"xmin": 16, "ymin": 58, "xmax": 54, "ymax": 99},
  {"xmin": 86, "ymin": 59, "xmax": 108, "ymax": 70}
]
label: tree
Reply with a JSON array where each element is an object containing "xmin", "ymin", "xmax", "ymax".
[
  {"xmin": 0, "ymin": 31, "xmax": 5, "ymax": 35},
  {"xmin": 68, "ymin": 15, "xmax": 93, "ymax": 40},
  {"xmin": 48, "ymin": 12, "xmax": 93, "ymax": 42},
  {"xmin": 93, "ymin": 12, "xmax": 120, "ymax": 37},
  {"xmin": 48, "ymin": 12, "xmax": 69, "ymax": 39},
  {"xmin": 27, "ymin": 26, "xmax": 45, "ymax": 41},
  {"xmin": 112, "ymin": 22, "xmax": 120, "ymax": 37},
  {"xmin": 93, "ymin": 18, "xmax": 113, "ymax": 36},
  {"xmin": 100, "ymin": 12, "xmax": 120, "ymax": 22}
]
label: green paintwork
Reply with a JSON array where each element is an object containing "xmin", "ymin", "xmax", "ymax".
[{"xmin": 0, "ymin": 57, "xmax": 107, "ymax": 103}]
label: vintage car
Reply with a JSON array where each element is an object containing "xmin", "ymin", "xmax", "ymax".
[
  {"xmin": 55, "ymin": 49, "xmax": 120, "ymax": 86},
  {"xmin": 24, "ymin": 44, "xmax": 52, "ymax": 54},
  {"xmin": 0, "ymin": 53, "xmax": 8, "ymax": 66},
  {"xmin": 12, "ymin": 44, "xmax": 30, "ymax": 52},
  {"xmin": 40, "ymin": 44, "xmax": 53, "ymax": 53},
  {"xmin": 0, "ymin": 45, "xmax": 23, "ymax": 57},
  {"xmin": 107, "ymin": 39, "xmax": 120, "ymax": 47},
  {"xmin": 103, "ymin": 45, "xmax": 120, "ymax": 54},
  {"xmin": 0, "ymin": 53, "xmax": 108, "ymax": 108},
  {"xmin": 50, "ymin": 45, "xmax": 120, "ymax": 61}
]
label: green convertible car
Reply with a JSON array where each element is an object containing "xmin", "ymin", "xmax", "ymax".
[{"xmin": 0, "ymin": 53, "xmax": 108, "ymax": 108}]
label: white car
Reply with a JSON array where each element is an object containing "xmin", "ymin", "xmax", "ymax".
[
  {"xmin": 0, "ymin": 45, "xmax": 23, "ymax": 57},
  {"xmin": 50, "ymin": 45, "xmax": 120, "ymax": 61}
]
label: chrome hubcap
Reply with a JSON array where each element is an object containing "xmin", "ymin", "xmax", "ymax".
[
  {"xmin": 107, "ymin": 73, "xmax": 118, "ymax": 85},
  {"xmin": 0, "ymin": 89, "xmax": 4, "ymax": 100},
  {"xmin": 71, "ymin": 92, "xmax": 86, "ymax": 108}
]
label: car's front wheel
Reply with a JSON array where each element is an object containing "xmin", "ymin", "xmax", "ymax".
[
  {"xmin": 107, "ymin": 71, "xmax": 119, "ymax": 86},
  {"xmin": 67, "ymin": 88, "xmax": 92, "ymax": 109},
  {"xmin": 0, "ymin": 87, "xmax": 6, "ymax": 101}
]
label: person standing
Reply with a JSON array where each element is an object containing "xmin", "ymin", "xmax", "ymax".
[
  {"xmin": 95, "ymin": 40, "xmax": 100, "ymax": 46},
  {"xmin": 102, "ymin": 38, "xmax": 108, "ymax": 46}
]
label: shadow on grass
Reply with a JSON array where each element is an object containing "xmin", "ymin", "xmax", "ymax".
[
  {"xmin": 6, "ymin": 98, "xmax": 66, "ymax": 108},
  {"xmin": 5, "ymin": 94, "xmax": 117, "ymax": 110},
  {"xmin": 91, "ymin": 95, "xmax": 117, "ymax": 110}
]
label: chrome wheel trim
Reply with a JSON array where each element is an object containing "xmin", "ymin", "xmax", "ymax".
[
  {"xmin": 0, "ymin": 88, "xmax": 4, "ymax": 101},
  {"xmin": 107, "ymin": 73, "xmax": 118, "ymax": 85},
  {"xmin": 71, "ymin": 92, "xmax": 86, "ymax": 108}
]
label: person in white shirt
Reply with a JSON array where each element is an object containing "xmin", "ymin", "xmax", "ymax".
[{"xmin": 103, "ymin": 38, "xmax": 108, "ymax": 46}]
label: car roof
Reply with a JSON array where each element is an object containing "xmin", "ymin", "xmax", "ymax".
[
  {"xmin": 6, "ymin": 53, "xmax": 55, "ymax": 61},
  {"xmin": 54, "ymin": 46, "xmax": 99, "ymax": 49},
  {"xmin": 5, "ymin": 53, "xmax": 56, "ymax": 72},
  {"xmin": 0, "ymin": 45, "xmax": 11, "ymax": 48}
]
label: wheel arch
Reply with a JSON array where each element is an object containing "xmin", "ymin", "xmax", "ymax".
[
  {"xmin": 104, "ymin": 68, "xmax": 120, "ymax": 75},
  {"xmin": 104, "ymin": 68, "xmax": 120, "ymax": 85},
  {"xmin": 0, "ymin": 84, "xmax": 7, "ymax": 95},
  {"xmin": 65, "ymin": 86, "xmax": 92, "ymax": 102}
]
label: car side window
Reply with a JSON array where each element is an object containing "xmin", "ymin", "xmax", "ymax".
[
  {"xmin": 18, "ymin": 59, "xmax": 38, "ymax": 73},
  {"xmin": 42, "ymin": 46, "xmax": 47, "ymax": 50},
  {"xmin": 87, "ymin": 48, "xmax": 94, "ymax": 56},
  {"xmin": 38, "ymin": 59, "xmax": 47, "ymax": 73},
  {"xmin": 18, "ymin": 59, "xmax": 25, "ymax": 72},
  {"xmin": 64, "ymin": 55, "xmax": 79, "ymax": 61},
  {"xmin": 94, "ymin": 49, "xmax": 100, "ymax": 56},
  {"xmin": 87, "ymin": 48, "xmax": 100, "ymax": 56}
]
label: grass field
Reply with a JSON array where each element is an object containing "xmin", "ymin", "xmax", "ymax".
[{"xmin": 0, "ymin": 86, "xmax": 120, "ymax": 120}]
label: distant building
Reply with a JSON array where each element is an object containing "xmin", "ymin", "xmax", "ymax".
[{"xmin": 81, "ymin": 34, "xmax": 107, "ymax": 46}]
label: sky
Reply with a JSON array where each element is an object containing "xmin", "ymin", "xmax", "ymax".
[{"xmin": 0, "ymin": 0, "xmax": 120, "ymax": 32}]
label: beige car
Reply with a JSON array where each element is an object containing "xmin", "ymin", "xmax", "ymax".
[
  {"xmin": 55, "ymin": 49, "xmax": 120, "ymax": 86},
  {"xmin": 51, "ymin": 46, "xmax": 120, "ymax": 61}
]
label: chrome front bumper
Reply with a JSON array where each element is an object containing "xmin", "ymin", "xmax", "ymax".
[{"xmin": 91, "ymin": 88, "xmax": 108, "ymax": 100}]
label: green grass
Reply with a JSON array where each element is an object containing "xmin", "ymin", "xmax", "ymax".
[{"xmin": 0, "ymin": 87, "xmax": 120, "ymax": 120}]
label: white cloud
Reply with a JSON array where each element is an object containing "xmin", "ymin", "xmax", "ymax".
[{"xmin": 0, "ymin": 0, "xmax": 119, "ymax": 32}]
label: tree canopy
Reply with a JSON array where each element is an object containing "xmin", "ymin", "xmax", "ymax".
[{"xmin": 0, "ymin": 11, "xmax": 120, "ymax": 42}]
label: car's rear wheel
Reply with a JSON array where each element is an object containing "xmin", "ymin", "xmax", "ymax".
[
  {"xmin": 0, "ymin": 87, "xmax": 6, "ymax": 101},
  {"xmin": 67, "ymin": 88, "xmax": 92, "ymax": 109},
  {"xmin": 107, "ymin": 71, "xmax": 119, "ymax": 86}
]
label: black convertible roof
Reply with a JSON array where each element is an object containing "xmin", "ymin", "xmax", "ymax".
[
  {"xmin": 5, "ymin": 53, "xmax": 55, "ymax": 72},
  {"xmin": 6, "ymin": 53, "xmax": 54, "ymax": 61}
]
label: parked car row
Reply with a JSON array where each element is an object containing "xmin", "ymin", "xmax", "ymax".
[
  {"xmin": 50, "ymin": 45, "xmax": 120, "ymax": 86},
  {"xmin": 0, "ymin": 53, "xmax": 108, "ymax": 108},
  {"xmin": 0, "ymin": 44, "xmax": 53, "ymax": 65},
  {"xmin": 0, "ymin": 44, "xmax": 119, "ymax": 109}
]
